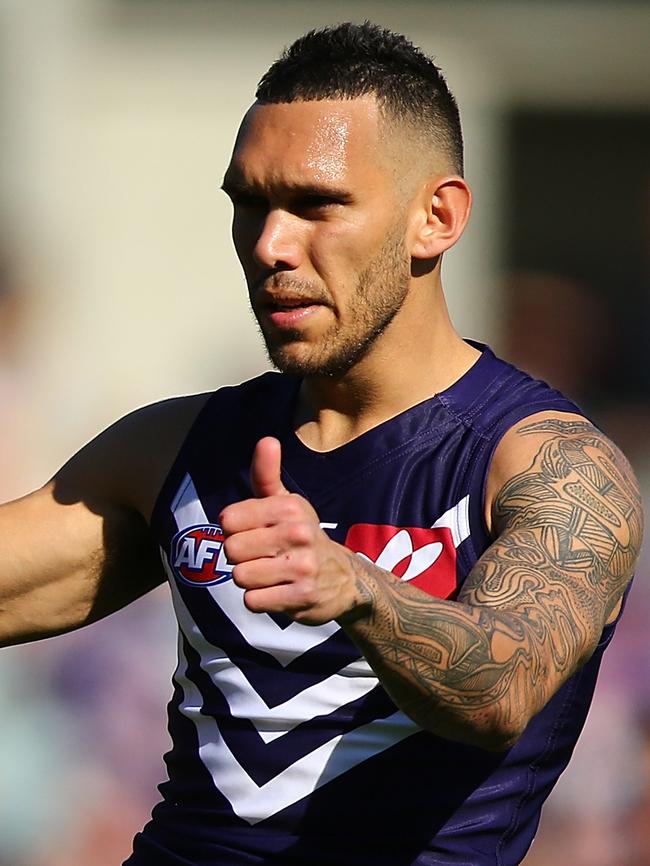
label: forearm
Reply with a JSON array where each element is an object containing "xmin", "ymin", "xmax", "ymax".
[
  {"xmin": 338, "ymin": 546, "xmax": 590, "ymax": 751},
  {"xmin": 337, "ymin": 419, "xmax": 643, "ymax": 750},
  {"xmin": 224, "ymin": 425, "xmax": 640, "ymax": 749}
]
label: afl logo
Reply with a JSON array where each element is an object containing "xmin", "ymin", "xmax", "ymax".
[{"xmin": 171, "ymin": 524, "xmax": 234, "ymax": 587}]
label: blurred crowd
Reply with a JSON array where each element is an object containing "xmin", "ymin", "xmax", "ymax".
[
  {"xmin": 502, "ymin": 271, "xmax": 650, "ymax": 866},
  {"xmin": 0, "ymin": 244, "xmax": 176, "ymax": 865},
  {"xmin": 0, "ymin": 3, "xmax": 648, "ymax": 864}
]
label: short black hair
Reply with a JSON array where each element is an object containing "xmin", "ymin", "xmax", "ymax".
[{"xmin": 256, "ymin": 21, "xmax": 464, "ymax": 175}]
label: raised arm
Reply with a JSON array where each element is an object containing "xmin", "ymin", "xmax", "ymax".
[
  {"xmin": 0, "ymin": 393, "xmax": 207, "ymax": 647},
  {"xmin": 221, "ymin": 414, "xmax": 643, "ymax": 750}
]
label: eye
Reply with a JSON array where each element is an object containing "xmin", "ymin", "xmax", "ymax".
[
  {"xmin": 294, "ymin": 194, "xmax": 344, "ymax": 216},
  {"xmin": 303, "ymin": 195, "xmax": 337, "ymax": 207}
]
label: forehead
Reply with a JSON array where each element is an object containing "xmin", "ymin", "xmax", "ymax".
[{"xmin": 225, "ymin": 96, "xmax": 388, "ymax": 188}]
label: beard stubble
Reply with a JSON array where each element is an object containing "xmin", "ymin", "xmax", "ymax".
[{"xmin": 257, "ymin": 227, "xmax": 412, "ymax": 379}]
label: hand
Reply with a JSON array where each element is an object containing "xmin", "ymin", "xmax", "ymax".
[{"xmin": 220, "ymin": 437, "xmax": 362, "ymax": 625}]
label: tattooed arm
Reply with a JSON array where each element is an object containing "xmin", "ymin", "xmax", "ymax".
[{"xmin": 339, "ymin": 412, "xmax": 644, "ymax": 750}]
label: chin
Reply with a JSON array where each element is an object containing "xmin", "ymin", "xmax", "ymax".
[
  {"xmin": 266, "ymin": 343, "xmax": 365, "ymax": 379},
  {"xmin": 268, "ymin": 353, "xmax": 337, "ymax": 378}
]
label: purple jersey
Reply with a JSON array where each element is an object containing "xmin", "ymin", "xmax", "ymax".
[{"xmin": 126, "ymin": 345, "xmax": 624, "ymax": 866}]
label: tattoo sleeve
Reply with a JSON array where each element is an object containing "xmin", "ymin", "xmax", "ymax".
[{"xmin": 341, "ymin": 419, "xmax": 643, "ymax": 749}]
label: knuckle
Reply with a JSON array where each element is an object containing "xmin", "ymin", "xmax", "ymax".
[
  {"xmin": 286, "ymin": 521, "xmax": 312, "ymax": 547},
  {"xmin": 283, "ymin": 494, "xmax": 305, "ymax": 518},
  {"xmin": 293, "ymin": 550, "xmax": 316, "ymax": 579}
]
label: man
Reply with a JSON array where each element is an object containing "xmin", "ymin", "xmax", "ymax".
[{"xmin": 0, "ymin": 22, "xmax": 643, "ymax": 866}]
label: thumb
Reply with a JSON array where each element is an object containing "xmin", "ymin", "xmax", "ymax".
[{"xmin": 250, "ymin": 437, "xmax": 288, "ymax": 498}]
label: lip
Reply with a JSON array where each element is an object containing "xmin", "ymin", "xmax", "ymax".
[
  {"xmin": 267, "ymin": 303, "xmax": 322, "ymax": 328},
  {"xmin": 256, "ymin": 289, "xmax": 328, "ymax": 329}
]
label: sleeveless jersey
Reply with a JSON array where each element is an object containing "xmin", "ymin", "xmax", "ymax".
[{"xmin": 126, "ymin": 345, "xmax": 624, "ymax": 866}]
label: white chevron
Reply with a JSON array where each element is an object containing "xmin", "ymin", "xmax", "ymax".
[
  {"xmin": 165, "ymin": 556, "xmax": 376, "ymax": 744},
  {"xmin": 165, "ymin": 474, "xmax": 468, "ymax": 823},
  {"xmin": 171, "ymin": 474, "xmax": 340, "ymax": 664},
  {"xmin": 174, "ymin": 638, "xmax": 419, "ymax": 825}
]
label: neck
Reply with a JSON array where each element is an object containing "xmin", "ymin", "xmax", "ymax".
[{"xmin": 294, "ymin": 288, "xmax": 481, "ymax": 452}]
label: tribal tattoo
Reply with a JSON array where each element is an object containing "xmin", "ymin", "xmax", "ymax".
[
  {"xmin": 342, "ymin": 418, "xmax": 643, "ymax": 749},
  {"xmin": 486, "ymin": 418, "xmax": 643, "ymax": 617}
]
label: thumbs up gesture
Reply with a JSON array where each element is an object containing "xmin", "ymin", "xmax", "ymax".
[
  {"xmin": 249, "ymin": 436, "xmax": 287, "ymax": 498},
  {"xmin": 220, "ymin": 438, "xmax": 365, "ymax": 625}
]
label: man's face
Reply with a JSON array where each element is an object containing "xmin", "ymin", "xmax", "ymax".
[{"xmin": 222, "ymin": 97, "xmax": 412, "ymax": 377}]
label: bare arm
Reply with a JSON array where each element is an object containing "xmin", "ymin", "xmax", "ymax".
[
  {"xmin": 0, "ymin": 393, "xmax": 208, "ymax": 647},
  {"xmin": 0, "ymin": 484, "xmax": 158, "ymax": 646},
  {"xmin": 338, "ymin": 414, "xmax": 643, "ymax": 748},
  {"xmin": 222, "ymin": 417, "xmax": 643, "ymax": 751}
]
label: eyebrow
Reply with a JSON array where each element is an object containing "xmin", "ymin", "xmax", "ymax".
[
  {"xmin": 220, "ymin": 175, "xmax": 250, "ymax": 196},
  {"xmin": 220, "ymin": 176, "xmax": 352, "ymax": 201}
]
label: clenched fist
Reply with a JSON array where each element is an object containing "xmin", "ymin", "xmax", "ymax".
[{"xmin": 220, "ymin": 437, "xmax": 367, "ymax": 625}]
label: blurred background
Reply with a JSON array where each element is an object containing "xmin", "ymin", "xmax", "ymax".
[{"xmin": 0, "ymin": 1, "xmax": 648, "ymax": 863}]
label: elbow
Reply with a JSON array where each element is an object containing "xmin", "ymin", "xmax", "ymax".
[
  {"xmin": 461, "ymin": 719, "xmax": 528, "ymax": 753},
  {"xmin": 467, "ymin": 704, "xmax": 531, "ymax": 752},
  {"xmin": 472, "ymin": 721, "xmax": 526, "ymax": 753},
  {"xmin": 417, "ymin": 707, "xmax": 530, "ymax": 753}
]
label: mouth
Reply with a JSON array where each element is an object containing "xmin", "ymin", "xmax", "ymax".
[
  {"xmin": 259, "ymin": 293, "xmax": 327, "ymax": 330},
  {"xmin": 267, "ymin": 302, "xmax": 322, "ymax": 329}
]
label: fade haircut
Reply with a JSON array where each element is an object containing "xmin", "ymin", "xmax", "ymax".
[{"xmin": 256, "ymin": 21, "xmax": 464, "ymax": 176}]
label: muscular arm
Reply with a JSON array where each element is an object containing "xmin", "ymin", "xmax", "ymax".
[
  {"xmin": 340, "ymin": 414, "xmax": 643, "ymax": 749},
  {"xmin": 0, "ymin": 393, "xmax": 208, "ymax": 647},
  {"xmin": 0, "ymin": 484, "xmax": 159, "ymax": 647}
]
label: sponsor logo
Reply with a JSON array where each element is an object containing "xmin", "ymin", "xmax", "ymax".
[
  {"xmin": 344, "ymin": 523, "xmax": 457, "ymax": 599},
  {"xmin": 172, "ymin": 524, "xmax": 234, "ymax": 587}
]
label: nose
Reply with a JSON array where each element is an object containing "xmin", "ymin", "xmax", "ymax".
[{"xmin": 252, "ymin": 208, "xmax": 303, "ymax": 272}]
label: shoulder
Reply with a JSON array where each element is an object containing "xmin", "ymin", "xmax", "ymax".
[
  {"xmin": 484, "ymin": 410, "xmax": 589, "ymax": 523},
  {"xmin": 485, "ymin": 410, "xmax": 639, "ymax": 509},
  {"xmin": 484, "ymin": 409, "xmax": 644, "ymax": 587},
  {"xmin": 438, "ymin": 347, "xmax": 588, "ymax": 526},
  {"xmin": 53, "ymin": 371, "xmax": 292, "ymax": 523},
  {"xmin": 443, "ymin": 344, "xmax": 582, "ymax": 438},
  {"xmin": 53, "ymin": 392, "xmax": 212, "ymax": 524}
]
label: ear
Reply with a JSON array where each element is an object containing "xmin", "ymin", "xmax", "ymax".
[{"xmin": 407, "ymin": 177, "xmax": 472, "ymax": 261}]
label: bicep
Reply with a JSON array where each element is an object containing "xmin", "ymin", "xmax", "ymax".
[
  {"xmin": 0, "ymin": 390, "xmax": 212, "ymax": 646},
  {"xmin": 460, "ymin": 413, "xmax": 643, "ymax": 686},
  {"xmin": 0, "ymin": 481, "xmax": 164, "ymax": 647},
  {"xmin": 0, "ymin": 407, "xmax": 175, "ymax": 646}
]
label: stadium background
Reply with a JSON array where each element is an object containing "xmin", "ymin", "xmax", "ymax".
[{"xmin": 0, "ymin": 1, "xmax": 648, "ymax": 863}]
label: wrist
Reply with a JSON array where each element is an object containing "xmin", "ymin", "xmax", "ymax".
[{"xmin": 335, "ymin": 549, "xmax": 378, "ymax": 627}]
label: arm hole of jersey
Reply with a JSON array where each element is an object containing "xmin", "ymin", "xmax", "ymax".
[
  {"xmin": 148, "ymin": 391, "xmax": 219, "ymax": 534},
  {"xmin": 456, "ymin": 403, "xmax": 586, "ymax": 577}
]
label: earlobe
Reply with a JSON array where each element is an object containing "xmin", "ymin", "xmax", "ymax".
[{"xmin": 410, "ymin": 177, "xmax": 472, "ymax": 261}]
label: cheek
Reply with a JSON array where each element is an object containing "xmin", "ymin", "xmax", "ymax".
[{"xmin": 312, "ymin": 219, "xmax": 382, "ymax": 276}]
